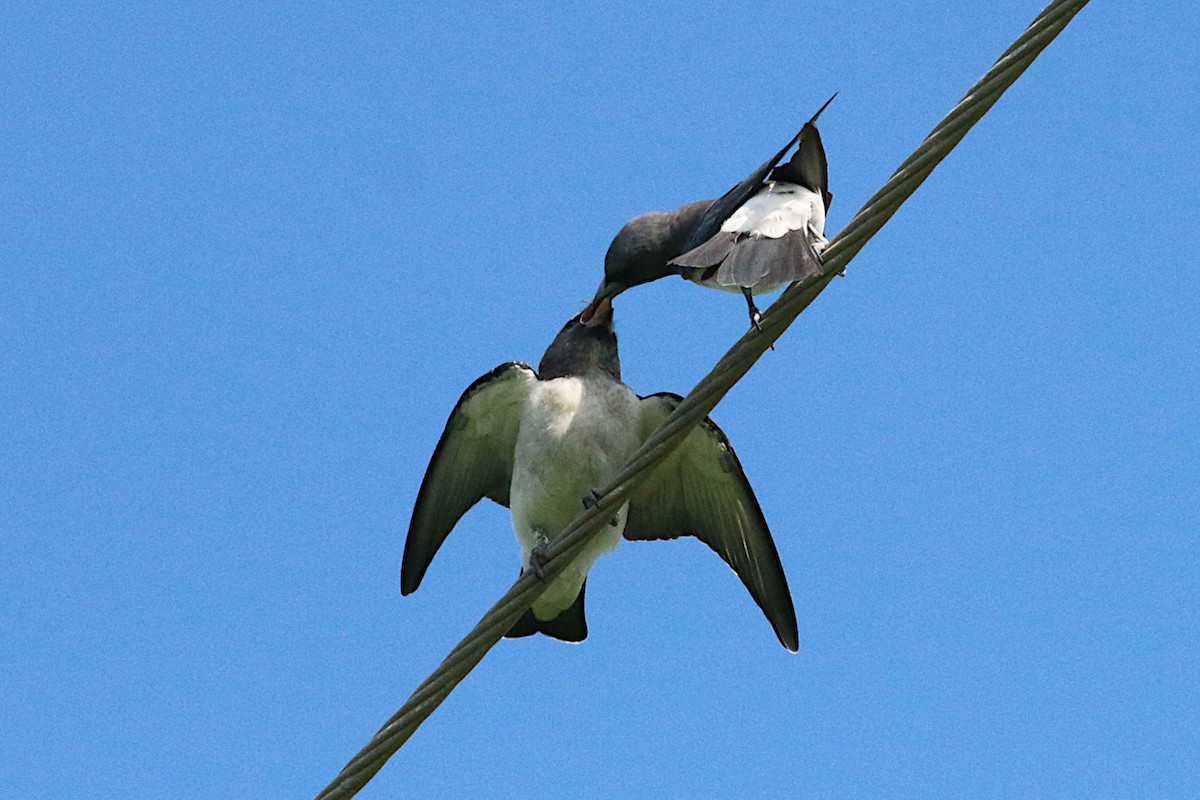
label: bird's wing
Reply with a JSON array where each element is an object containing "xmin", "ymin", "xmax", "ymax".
[
  {"xmin": 712, "ymin": 225, "xmax": 825, "ymax": 290},
  {"xmin": 677, "ymin": 132, "xmax": 802, "ymax": 254},
  {"xmin": 623, "ymin": 393, "xmax": 798, "ymax": 651},
  {"xmin": 677, "ymin": 94, "xmax": 837, "ymax": 255},
  {"xmin": 770, "ymin": 93, "xmax": 836, "ymax": 209},
  {"xmin": 401, "ymin": 362, "xmax": 537, "ymax": 595},
  {"xmin": 768, "ymin": 122, "xmax": 830, "ymax": 211}
]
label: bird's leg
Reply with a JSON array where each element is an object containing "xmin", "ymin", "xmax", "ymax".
[
  {"xmin": 582, "ymin": 489, "xmax": 619, "ymax": 527},
  {"xmin": 810, "ymin": 230, "xmax": 842, "ymax": 276},
  {"xmin": 741, "ymin": 287, "xmax": 763, "ymax": 331},
  {"xmin": 528, "ymin": 530, "xmax": 551, "ymax": 581},
  {"xmin": 742, "ymin": 288, "xmax": 774, "ymax": 350},
  {"xmin": 809, "ymin": 229, "xmax": 829, "ymax": 256}
]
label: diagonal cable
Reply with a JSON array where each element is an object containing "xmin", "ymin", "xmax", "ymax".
[{"xmin": 315, "ymin": 1, "xmax": 1091, "ymax": 795}]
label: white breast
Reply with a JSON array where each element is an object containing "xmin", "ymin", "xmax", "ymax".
[
  {"xmin": 509, "ymin": 375, "xmax": 641, "ymax": 617},
  {"xmin": 721, "ymin": 181, "xmax": 826, "ymax": 240}
]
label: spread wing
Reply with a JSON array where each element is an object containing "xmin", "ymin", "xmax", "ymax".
[
  {"xmin": 624, "ymin": 393, "xmax": 799, "ymax": 651},
  {"xmin": 401, "ymin": 362, "xmax": 537, "ymax": 595}
]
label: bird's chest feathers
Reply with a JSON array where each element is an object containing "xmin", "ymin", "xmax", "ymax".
[
  {"xmin": 517, "ymin": 377, "xmax": 639, "ymax": 477},
  {"xmin": 511, "ymin": 377, "xmax": 639, "ymax": 528}
]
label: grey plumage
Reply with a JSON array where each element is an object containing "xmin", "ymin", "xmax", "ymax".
[
  {"xmin": 597, "ymin": 200, "xmax": 714, "ymax": 304},
  {"xmin": 674, "ymin": 223, "xmax": 825, "ymax": 291}
]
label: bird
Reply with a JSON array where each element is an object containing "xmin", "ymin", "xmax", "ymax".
[
  {"xmin": 582, "ymin": 94, "xmax": 835, "ymax": 331},
  {"xmin": 401, "ymin": 297, "xmax": 798, "ymax": 650}
]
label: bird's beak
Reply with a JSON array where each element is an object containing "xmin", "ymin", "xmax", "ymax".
[
  {"xmin": 580, "ymin": 280, "xmax": 622, "ymax": 326},
  {"xmin": 581, "ymin": 295, "xmax": 613, "ymax": 328}
]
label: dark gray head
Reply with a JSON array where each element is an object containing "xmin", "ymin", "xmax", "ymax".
[
  {"xmin": 539, "ymin": 297, "xmax": 620, "ymax": 381},
  {"xmin": 581, "ymin": 199, "xmax": 713, "ymax": 322}
]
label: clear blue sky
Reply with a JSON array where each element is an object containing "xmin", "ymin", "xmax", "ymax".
[{"xmin": 3, "ymin": 2, "xmax": 1198, "ymax": 797}]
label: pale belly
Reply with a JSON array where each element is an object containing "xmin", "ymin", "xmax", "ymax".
[
  {"xmin": 509, "ymin": 376, "xmax": 641, "ymax": 618},
  {"xmin": 691, "ymin": 276, "xmax": 783, "ymax": 296}
]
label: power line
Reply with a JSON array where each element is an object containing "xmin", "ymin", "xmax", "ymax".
[{"xmin": 315, "ymin": 1, "xmax": 1092, "ymax": 796}]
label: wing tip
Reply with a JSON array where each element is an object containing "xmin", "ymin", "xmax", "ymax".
[
  {"xmin": 399, "ymin": 563, "xmax": 423, "ymax": 596},
  {"xmin": 779, "ymin": 624, "xmax": 800, "ymax": 653}
]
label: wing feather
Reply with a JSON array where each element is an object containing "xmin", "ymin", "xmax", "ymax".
[
  {"xmin": 671, "ymin": 231, "xmax": 737, "ymax": 270},
  {"xmin": 712, "ymin": 230, "xmax": 825, "ymax": 291},
  {"xmin": 677, "ymin": 94, "xmax": 835, "ymax": 255},
  {"xmin": 769, "ymin": 122, "xmax": 830, "ymax": 210},
  {"xmin": 678, "ymin": 131, "xmax": 804, "ymax": 254},
  {"xmin": 401, "ymin": 363, "xmax": 537, "ymax": 594},
  {"xmin": 624, "ymin": 393, "xmax": 798, "ymax": 651}
]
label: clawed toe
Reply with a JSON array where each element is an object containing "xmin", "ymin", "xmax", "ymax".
[
  {"xmin": 529, "ymin": 532, "xmax": 550, "ymax": 581},
  {"xmin": 582, "ymin": 490, "xmax": 619, "ymax": 526}
]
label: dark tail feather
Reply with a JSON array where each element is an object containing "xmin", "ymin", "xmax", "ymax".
[
  {"xmin": 504, "ymin": 579, "xmax": 588, "ymax": 643},
  {"xmin": 713, "ymin": 231, "xmax": 824, "ymax": 290},
  {"xmin": 671, "ymin": 231, "xmax": 737, "ymax": 270},
  {"xmin": 769, "ymin": 122, "xmax": 828, "ymax": 196},
  {"xmin": 769, "ymin": 93, "xmax": 835, "ymax": 192}
]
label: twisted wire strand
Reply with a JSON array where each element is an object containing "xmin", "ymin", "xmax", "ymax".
[{"xmin": 316, "ymin": 1, "xmax": 1091, "ymax": 795}]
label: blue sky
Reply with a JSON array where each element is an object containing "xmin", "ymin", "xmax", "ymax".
[{"xmin": 3, "ymin": 1, "xmax": 1198, "ymax": 797}]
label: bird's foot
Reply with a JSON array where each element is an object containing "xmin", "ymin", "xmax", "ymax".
[
  {"xmin": 810, "ymin": 234, "xmax": 842, "ymax": 276},
  {"xmin": 741, "ymin": 288, "xmax": 772, "ymax": 348},
  {"xmin": 747, "ymin": 309, "xmax": 775, "ymax": 350},
  {"xmin": 529, "ymin": 531, "xmax": 551, "ymax": 581},
  {"xmin": 582, "ymin": 489, "xmax": 620, "ymax": 526},
  {"xmin": 809, "ymin": 230, "xmax": 828, "ymax": 255}
]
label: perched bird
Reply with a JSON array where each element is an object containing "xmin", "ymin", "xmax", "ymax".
[
  {"xmin": 402, "ymin": 298, "xmax": 798, "ymax": 650},
  {"xmin": 582, "ymin": 94, "xmax": 835, "ymax": 330}
]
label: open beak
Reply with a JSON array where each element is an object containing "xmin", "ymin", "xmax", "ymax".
[
  {"xmin": 581, "ymin": 295, "xmax": 613, "ymax": 328},
  {"xmin": 581, "ymin": 279, "xmax": 621, "ymax": 326}
]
